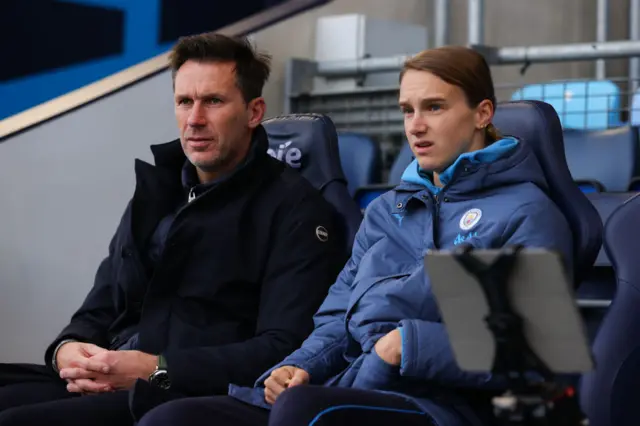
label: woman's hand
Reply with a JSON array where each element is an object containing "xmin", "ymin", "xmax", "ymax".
[
  {"xmin": 264, "ymin": 366, "xmax": 310, "ymax": 404},
  {"xmin": 374, "ymin": 328, "xmax": 402, "ymax": 366}
]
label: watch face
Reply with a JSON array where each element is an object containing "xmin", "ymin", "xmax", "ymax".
[{"xmin": 150, "ymin": 370, "xmax": 171, "ymax": 390}]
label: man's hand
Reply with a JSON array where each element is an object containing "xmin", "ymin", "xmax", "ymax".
[
  {"xmin": 60, "ymin": 350, "xmax": 158, "ymax": 394},
  {"xmin": 374, "ymin": 328, "xmax": 402, "ymax": 366},
  {"xmin": 56, "ymin": 342, "xmax": 112, "ymax": 393},
  {"xmin": 264, "ymin": 366, "xmax": 309, "ymax": 404},
  {"xmin": 56, "ymin": 341, "xmax": 109, "ymax": 372}
]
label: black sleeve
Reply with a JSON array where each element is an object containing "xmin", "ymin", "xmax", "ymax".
[
  {"xmin": 163, "ymin": 189, "xmax": 347, "ymax": 395},
  {"xmin": 44, "ymin": 211, "xmax": 125, "ymax": 368}
]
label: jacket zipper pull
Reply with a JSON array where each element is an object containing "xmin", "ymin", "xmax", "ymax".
[{"xmin": 188, "ymin": 187, "xmax": 196, "ymax": 203}]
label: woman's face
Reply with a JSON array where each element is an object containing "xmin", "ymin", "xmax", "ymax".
[{"xmin": 399, "ymin": 69, "xmax": 492, "ymax": 173}]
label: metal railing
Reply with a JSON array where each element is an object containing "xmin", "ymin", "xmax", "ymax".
[
  {"xmin": 495, "ymin": 76, "xmax": 640, "ymax": 131},
  {"xmin": 288, "ymin": 76, "xmax": 640, "ymax": 136}
]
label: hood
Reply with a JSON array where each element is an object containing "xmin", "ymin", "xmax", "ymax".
[{"xmin": 399, "ymin": 137, "xmax": 549, "ymax": 197}]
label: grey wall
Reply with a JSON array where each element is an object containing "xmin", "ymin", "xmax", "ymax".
[
  {"xmin": 0, "ymin": 71, "xmax": 177, "ymax": 362},
  {"xmin": 0, "ymin": 0, "xmax": 632, "ymax": 362}
]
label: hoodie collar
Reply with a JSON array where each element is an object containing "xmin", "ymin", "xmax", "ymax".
[{"xmin": 400, "ymin": 137, "xmax": 520, "ymax": 194}]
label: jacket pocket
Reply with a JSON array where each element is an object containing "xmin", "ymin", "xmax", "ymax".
[{"xmin": 350, "ymin": 349, "xmax": 401, "ymax": 391}]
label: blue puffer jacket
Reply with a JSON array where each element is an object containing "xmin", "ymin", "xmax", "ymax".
[{"xmin": 228, "ymin": 137, "xmax": 574, "ymax": 426}]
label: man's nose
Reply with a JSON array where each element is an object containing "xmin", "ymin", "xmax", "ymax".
[{"xmin": 187, "ymin": 103, "xmax": 206, "ymax": 127}]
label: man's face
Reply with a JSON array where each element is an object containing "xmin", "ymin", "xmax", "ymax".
[
  {"xmin": 174, "ymin": 60, "xmax": 265, "ymax": 181},
  {"xmin": 399, "ymin": 69, "xmax": 491, "ymax": 173}
]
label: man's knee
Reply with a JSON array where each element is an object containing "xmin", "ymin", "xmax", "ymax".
[
  {"xmin": 0, "ymin": 382, "xmax": 69, "ymax": 414},
  {"xmin": 0, "ymin": 405, "xmax": 37, "ymax": 426}
]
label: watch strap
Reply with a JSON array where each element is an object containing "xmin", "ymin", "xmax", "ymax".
[{"xmin": 157, "ymin": 354, "xmax": 168, "ymax": 371}]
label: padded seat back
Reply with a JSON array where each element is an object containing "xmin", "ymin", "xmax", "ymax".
[
  {"xmin": 388, "ymin": 143, "xmax": 414, "ymax": 185},
  {"xmin": 563, "ymin": 126, "xmax": 638, "ymax": 192},
  {"xmin": 337, "ymin": 133, "xmax": 382, "ymax": 196},
  {"xmin": 580, "ymin": 193, "xmax": 640, "ymax": 426},
  {"xmin": 263, "ymin": 114, "xmax": 363, "ymax": 254},
  {"xmin": 493, "ymin": 100, "xmax": 603, "ymax": 286}
]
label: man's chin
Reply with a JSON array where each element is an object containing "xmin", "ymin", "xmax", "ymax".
[{"xmin": 190, "ymin": 160, "xmax": 222, "ymax": 172}]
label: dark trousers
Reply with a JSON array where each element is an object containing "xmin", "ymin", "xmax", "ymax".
[
  {"xmin": 0, "ymin": 363, "xmax": 134, "ymax": 426},
  {"xmin": 138, "ymin": 385, "xmax": 435, "ymax": 426}
]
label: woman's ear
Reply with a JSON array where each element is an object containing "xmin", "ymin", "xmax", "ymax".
[{"xmin": 475, "ymin": 99, "xmax": 494, "ymax": 130}]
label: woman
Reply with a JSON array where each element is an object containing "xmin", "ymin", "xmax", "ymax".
[{"xmin": 139, "ymin": 46, "xmax": 573, "ymax": 426}]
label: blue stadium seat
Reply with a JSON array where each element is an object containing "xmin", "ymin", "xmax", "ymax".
[
  {"xmin": 563, "ymin": 126, "xmax": 638, "ymax": 192},
  {"xmin": 511, "ymin": 80, "xmax": 622, "ymax": 130},
  {"xmin": 353, "ymin": 143, "xmax": 414, "ymax": 211},
  {"xmin": 337, "ymin": 133, "xmax": 382, "ymax": 196},
  {"xmin": 263, "ymin": 113, "xmax": 363, "ymax": 253},
  {"xmin": 388, "ymin": 143, "xmax": 414, "ymax": 185},
  {"xmin": 577, "ymin": 192, "xmax": 635, "ymax": 342},
  {"xmin": 580, "ymin": 193, "xmax": 640, "ymax": 426},
  {"xmin": 628, "ymin": 177, "xmax": 640, "ymax": 191},
  {"xmin": 493, "ymin": 100, "xmax": 603, "ymax": 286},
  {"xmin": 576, "ymin": 180, "xmax": 605, "ymax": 194},
  {"xmin": 629, "ymin": 89, "xmax": 640, "ymax": 126}
]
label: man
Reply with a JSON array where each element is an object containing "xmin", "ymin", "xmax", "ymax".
[{"xmin": 0, "ymin": 33, "xmax": 347, "ymax": 426}]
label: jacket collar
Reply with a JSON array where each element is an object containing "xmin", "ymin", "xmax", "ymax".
[
  {"xmin": 149, "ymin": 125, "xmax": 270, "ymax": 178},
  {"xmin": 129, "ymin": 125, "xmax": 276, "ymax": 253}
]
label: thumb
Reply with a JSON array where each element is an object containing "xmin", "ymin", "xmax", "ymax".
[{"xmin": 287, "ymin": 369, "xmax": 308, "ymax": 387}]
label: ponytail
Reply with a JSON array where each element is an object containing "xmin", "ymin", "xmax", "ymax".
[{"xmin": 485, "ymin": 122, "xmax": 501, "ymax": 143}]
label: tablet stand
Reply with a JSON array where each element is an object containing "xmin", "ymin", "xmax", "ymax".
[{"xmin": 452, "ymin": 244, "xmax": 586, "ymax": 426}]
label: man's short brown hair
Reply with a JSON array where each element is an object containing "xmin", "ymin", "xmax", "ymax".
[{"xmin": 169, "ymin": 33, "xmax": 272, "ymax": 103}]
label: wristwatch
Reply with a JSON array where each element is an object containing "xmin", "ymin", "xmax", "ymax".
[{"xmin": 148, "ymin": 354, "xmax": 171, "ymax": 390}]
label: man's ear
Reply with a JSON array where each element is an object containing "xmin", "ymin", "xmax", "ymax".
[{"xmin": 247, "ymin": 97, "xmax": 266, "ymax": 129}]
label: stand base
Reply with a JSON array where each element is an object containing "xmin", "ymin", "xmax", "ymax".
[{"xmin": 492, "ymin": 383, "xmax": 587, "ymax": 426}]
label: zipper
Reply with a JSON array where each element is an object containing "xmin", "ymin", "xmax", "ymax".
[
  {"xmin": 432, "ymin": 193, "xmax": 441, "ymax": 249},
  {"xmin": 163, "ymin": 184, "xmax": 214, "ymax": 247}
]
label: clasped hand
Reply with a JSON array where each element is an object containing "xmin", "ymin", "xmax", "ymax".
[{"xmin": 56, "ymin": 342, "xmax": 157, "ymax": 394}]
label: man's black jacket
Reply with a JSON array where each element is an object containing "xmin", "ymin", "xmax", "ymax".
[{"xmin": 44, "ymin": 126, "xmax": 348, "ymax": 397}]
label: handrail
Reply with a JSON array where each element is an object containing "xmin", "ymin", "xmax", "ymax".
[
  {"xmin": 0, "ymin": 0, "xmax": 328, "ymax": 141},
  {"xmin": 0, "ymin": 52, "xmax": 169, "ymax": 140}
]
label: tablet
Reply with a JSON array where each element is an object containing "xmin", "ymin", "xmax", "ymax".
[{"xmin": 424, "ymin": 248, "xmax": 594, "ymax": 374}]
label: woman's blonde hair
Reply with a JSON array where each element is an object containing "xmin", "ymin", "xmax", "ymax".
[{"xmin": 400, "ymin": 46, "xmax": 502, "ymax": 143}]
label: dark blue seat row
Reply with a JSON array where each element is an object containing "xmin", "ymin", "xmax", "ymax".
[{"xmin": 351, "ymin": 123, "xmax": 640, "ymax": 210}]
